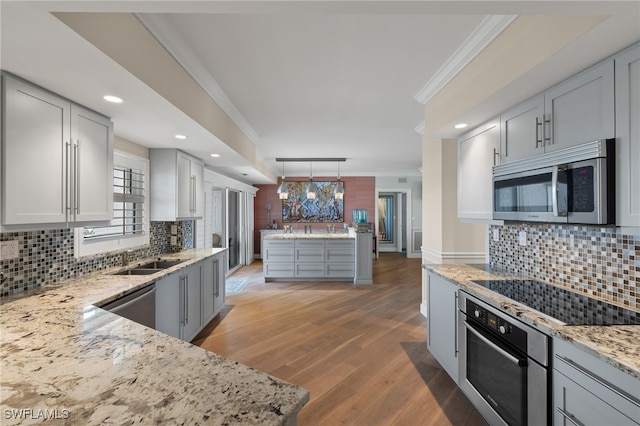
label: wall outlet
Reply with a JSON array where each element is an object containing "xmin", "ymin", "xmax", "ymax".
[
  {"xmin": 518, "ymin": 231, "xmax": 527, "ymax": 246},
  {"xmin": 0, "ymin": 240, "xmax": 19, "ymax": 260},
  {"xmin": 493, "ymin": 229, "xmax": 499, "ymax": 242},
  {"xmin": 170, "ymin": 236, "xmax": 177, "ymax": 246},
  {"xmin": 170, "ymin": 225, "xmax": 177, "ymax": 235}
]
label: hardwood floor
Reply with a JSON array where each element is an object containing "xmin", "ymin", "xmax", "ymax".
[{"xmin": 193, "ymin": 253, "xmax": 487, "ymax": 426}]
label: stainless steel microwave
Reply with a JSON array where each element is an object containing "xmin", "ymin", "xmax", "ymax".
[{"xmin": 493, "ymin": 139, "xmax": 615, "ymax": 225}]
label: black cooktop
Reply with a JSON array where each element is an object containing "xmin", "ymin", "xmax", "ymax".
[{"xmin": 470, "ymin": 279, "xmax": 640, "ymax": 326}]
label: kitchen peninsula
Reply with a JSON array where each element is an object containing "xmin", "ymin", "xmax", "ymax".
[
  {"xmin": 0, "ymin": 249, "xmax": 308, "ymax": 425},
  {"xmin": 262, "ymin": 228, "xmax": 373, "ymax": 284}
]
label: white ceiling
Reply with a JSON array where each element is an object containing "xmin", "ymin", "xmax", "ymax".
[{"xmin": 1, "ymin": 1, "xmax": 639, "ymax": 184}]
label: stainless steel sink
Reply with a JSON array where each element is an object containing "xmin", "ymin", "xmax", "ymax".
[
  {"xmin": 136, "ymin": 259, "xmax": 186, "ymax": 270},
  {"xmin": 112, "ymin": 268, "xmax": 161, "ymax": 276}
]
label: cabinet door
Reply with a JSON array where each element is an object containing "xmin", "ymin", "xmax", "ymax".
[
  {"xmin": 182, "ymin": 263, "xmax": 202, "ymax": 342},
  {"xmin": 615, "ymin": 45, "xmax": 640, "ymax": 227},
  {"xmin": 500, "ymin": 95, "xmax": 544, "ymax": 163},
  {"xmin": 176, "ymin": 152, "xmax": 193, "ymax": 219},
  {"xmin": 426, "ymin": 272, "xmax": 459, "ymax": 381},
  {"xmin": 544, "ymin": 60, "xmax": 614, "ymax": 152},
  {"xmin": 201, "ymin": 257, "xmax": 215, "ymax": 325},
  {"xmin": 458, "ymin": 119, "xmax": 500, "ymax": 220},
  {"xmin": 71, "ymin": 105, "xmax": 113, "ymax": 223},
  {"xmin": 2, "ymin": 75, "xmax": 70, "ymax": 225},
  {"xmin": 155, "ymin": 273, "xmax": 182, "ymax": 339}
]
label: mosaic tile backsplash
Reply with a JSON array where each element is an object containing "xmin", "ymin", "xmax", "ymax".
[
  {"xmin": 489, "ymin": 224, "xmax": 639, "ymax": 311},
  {"xmin": 0, "ymin": 221, "xmax": 194, "ymax": 296}
]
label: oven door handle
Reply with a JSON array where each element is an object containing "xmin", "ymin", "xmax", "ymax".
[{"xmin": 464, "ymin": 321, "xmax": 527, "ymax": 367}]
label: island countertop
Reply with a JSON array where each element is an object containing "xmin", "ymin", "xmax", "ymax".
[
  {"xmin": 0, "ymin": 248, "xmax": 309, "ymax": 425},
  {"xmin": 262, "ymin": 231, "xmax": 354, "ymax": 240},
  {"xmin": 423, "ymin": 263, "xmax": 640, "ymax": 380}
]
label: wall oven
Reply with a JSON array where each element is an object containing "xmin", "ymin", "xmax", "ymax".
[
  {"xmin": 458, "ymin": 291, "xmax": 549, "ymax": 426},
  {"xmin": 493, "ymin": 139, "xmax": 615, "ymax": 225}
]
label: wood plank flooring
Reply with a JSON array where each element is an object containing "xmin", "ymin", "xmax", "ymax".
[{"xmin": 193, "ymin": 253, "xmax": 487, "ymax": 426}]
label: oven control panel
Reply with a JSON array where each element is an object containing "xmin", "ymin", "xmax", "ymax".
[{"xmin": 465, "ymin": 298, "xmax": 528, "ymax": 352}]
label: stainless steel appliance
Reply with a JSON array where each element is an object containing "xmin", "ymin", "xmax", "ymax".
[
  {"xmin": 101, "ymin": 284, "xmax": 156, "ymax": 329},
  {"xmin": 458, "ymin": 277, "xmax": 640, "ymax": 426},
  {"xmin": 458, "ymin": 291, "xmax": 549, "ymax": 426},
  {"xmin": 493, "ymin": 139, "xmax": 614, "ymax": 224},
  {"xmin": 458, "ymin": 290, "xmax": 550, "ymax": 426}
]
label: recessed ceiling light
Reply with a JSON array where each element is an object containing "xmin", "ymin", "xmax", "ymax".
[
  {"xmin": 210, "ymin": 153, "xmax": 220, "ymax": 158},
  {"xmin": 454, "ymin": 123, "xmax": 468, "ymax": 129},
  {"xmin": 103, "ymin": 95, "xmax": 124, "ymax": 104},
  {"xmin": 174, "ymin": 134, "xmax": 187, "ymax": 140}
]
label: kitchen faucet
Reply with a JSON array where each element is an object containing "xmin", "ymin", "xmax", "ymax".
[{"xmin": 122, "ymin": 250, "xmax": 133, "ymax": 266}]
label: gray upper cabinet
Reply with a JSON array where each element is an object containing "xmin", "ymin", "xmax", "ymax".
[
  {"xmin": 501, "ymin": 60, "xmax": 614, "ymax": 163},
  {"xmin": 457, "ymin": 119, "xmax": 500, "ymax": 221},
  {"xmin": 149, "ymin": 148, "xmax": 204, "ymax": 221},
  {"xmin": 1, "ymin": 74, "xmax": 113, "ymax": 227},
  {"xmin": 615, "ymin": 43, "xmax": 640, "ymax": 228}
]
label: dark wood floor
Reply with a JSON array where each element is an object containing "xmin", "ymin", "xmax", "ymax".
[{"xmin": 193, "ymin": 253, "xmax": 487, "ymax": 426}]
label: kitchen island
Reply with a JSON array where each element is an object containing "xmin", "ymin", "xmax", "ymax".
[
  {"xmin": 0, "ymin": 248, "xmax": 308, "ymax": 425},
  {"xmin": 262, "ymin": 228, "xmax": 373, "ymax": 284}
]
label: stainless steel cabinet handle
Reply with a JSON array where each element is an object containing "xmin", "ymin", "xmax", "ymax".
[
  {"xmin": 191, "ymin": 175, "xmax": 196, "ymax": 213},
  {"xmin": 179, "ymin": 276, "xmax": 185, "ymax": 326},
  {"xmin": 454, "ymin": 292, "xmax": 459, "ymax": 356},
  {"xmin": 492, "ymin": 148, "xmax": 500, "ymax": 166},
  {"xmin": 555, "ymin": 408, "xmax": 583, "ymax": 426},
  {"xmin": 464, "ymin": 321, "xmax": 526, "ymax": 366},
  {"xmin": 74, "ymin": 141, "xmax": 79, "ymax": 214},
  {"xmin": 535, "ymin": 116, "xmax": 543, "ymax": 148},
  {"xmin": 555, "ymin": 355, "xmax": 640, "ymax": 406},
  {"xmin": 65, "ymin": 142, "xmax": 71, "ymax": 216},
  {"xmin": 214, "ymin": 259, "xmax": 219, "ymax": 298},
  {"xmin": 544, "ymin": 113, "xmax": 552, "ymax": 145},
  {"xmin": 185, "ymin": 274, "xmax": 189, "ymax": 325}
]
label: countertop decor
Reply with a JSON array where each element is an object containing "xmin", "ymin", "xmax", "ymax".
[
  {"xmin": 423, "ymin": 263, "xmax": 640, "ymax": 380},
  {"xmin": 0, "ymin": 248, "xmax": 309, "ymax": 425}
]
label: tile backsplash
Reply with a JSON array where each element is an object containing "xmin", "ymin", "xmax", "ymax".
[
  {"xmin": 0, "ymin": 221, "xmax": 194, "ymax": 296},
  {"xmin": 490, "ymin": 224, "xmax": 639, "ymax": 310}
]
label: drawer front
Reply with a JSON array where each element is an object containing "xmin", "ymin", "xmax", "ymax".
[
  {"xmin": 264, "ymin": 263, "xmax": 295, "ymax": 278},
  {"xmin": 295, "ymin": 263, "xmax": 325, "ymax": 277},
  {"xmin": 325, "ymin": 263, "xmax": 355, "ymax": 278},
  {"xmin": 325, "ymin": 240, "xmax": 355, "ymax": 262},
  {"xmin": 553, "ymin": 371, "xmax": 637, "ymax": 426},
  {"xmin": 263, "ymin": 240, "xmax": 294, "ymax": 263},
  {"xmin": 295, "ymin": 247, "xmax": 325, "ymax": 262}
]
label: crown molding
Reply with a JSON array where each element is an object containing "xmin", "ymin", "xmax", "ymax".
[
  {"xmin": 414, "ymin": 15, "xmax": 518, "ymax": 105},
  {"xmin": 135, "ymin": 13, "xmax": 263, "ymax": 147}
]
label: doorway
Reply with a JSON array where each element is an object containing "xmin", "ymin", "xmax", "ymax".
[
  {"xmin": 377, "ymin": 191, "xmax": 408, "ymax": 253},
  {"xmin": 228, "ymin": 190, "xmax": 241, "ymax": 271}
]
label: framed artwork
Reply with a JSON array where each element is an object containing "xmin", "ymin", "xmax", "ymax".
[{"xmin": 282, "ymin": 181, "xmax": 344, "ymax": 223}]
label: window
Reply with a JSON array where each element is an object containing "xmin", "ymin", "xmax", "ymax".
[{"xmin": 74, "ymin": 151, "xmax": 149, "ymax": 258}]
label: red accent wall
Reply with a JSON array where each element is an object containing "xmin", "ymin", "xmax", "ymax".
[{"xmin": 254, "ymin": 176, "xmax": 375, "ymax": 255}]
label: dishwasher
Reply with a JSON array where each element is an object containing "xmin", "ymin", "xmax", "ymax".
[{"xmin": 101, "ymin": 284, "xmax": 156, "ymax": 329}]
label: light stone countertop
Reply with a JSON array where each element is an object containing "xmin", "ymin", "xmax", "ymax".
[
  {"xmin": 1, "ymin": 248, "xmax": 309, "ymax": 425},
  {"xmin": 423, "ymin": 263, "xmax": 640, "ymax": 380},
  {"xmin": 262, "ymin": 231, "xmax": 354, "ymax": 240}
]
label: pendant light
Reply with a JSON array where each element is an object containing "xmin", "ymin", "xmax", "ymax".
[
  {"xmin": 334, "ymin": 162, "xmax": 344, "ymax": 200},
  {"xmin": 276, "ymin": 162, "xmax": 289, "ymax": 200},
  {"xmin": 305, "ymin": 162, "xmax": 318, "ymax": 200}
]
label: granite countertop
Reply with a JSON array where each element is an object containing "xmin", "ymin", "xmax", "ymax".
[
  {"xmin": 263, "ymin": 232, "xmax": 353, "ymax": 240},
  {"xmin": 423, "ymin": 263, "xmax": 640, "ymax": 380},
  {"xmin": 1, "ymin": 248, "xmax": 309, "ymax": 425}
]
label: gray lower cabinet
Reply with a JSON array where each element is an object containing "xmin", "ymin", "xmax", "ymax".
[
  {"xmin": 426, "ymin": 271, "xmax": 459, "ymax": 382},
  {"xmin": 553, "ymin": 338, "xmax": 640, "ymax": 426},
  {"xmin": 154, "ymin": 263, "xmax": 201, "ymax": 342},
  {"xmin": 325, "ymin": 240, "xmax": 355, "ymax": 278},
  {"xmin": 263, "ymin": 238, "xmax": 356, "ymax": 280},
  {"xmin": 202, "ymin": 253, "xmax": 225, "ymax": 327}
]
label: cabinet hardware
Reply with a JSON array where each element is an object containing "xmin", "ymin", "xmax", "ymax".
[
  {"xmin": 74, "ymin": 141, "xmax": 79, "ymax": 214},
  {"xmin": 185, "ymin": 274, "xmax": 189, "ymax": 325},
  {"xmin": 492, "ymin": 148, "xmax": 500, "ymax": 166},
  {"xmin": 555, "ymin": 408, "xmax": 583, "ymax": 426},
  {"xmin": 535, "ymin": 116, "xmax": 543, "ymax": 148},
  {"xmin": 544, "ymin": 113, "xmax": 552, "ymax": 145},
  {"xmin": 65, "ymin": 142, "xmax": 71, "ymax": 215},
  {"xmin": 555, "ymin": 355, "xmax": 640, "ymax": 406},
  {"xmin": 214, "ymin": 259, "xmax": 219, "ymax": 298},
  {"xmin": 454, "ymin": 292, "xmax": 458, "ymax": 356}
]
